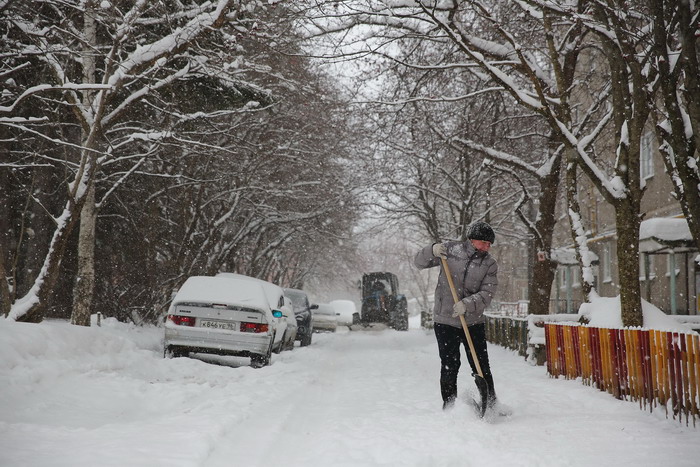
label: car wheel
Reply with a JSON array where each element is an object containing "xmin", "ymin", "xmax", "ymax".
[
  {"xmin": 286, "ymin": 335, "xmax": 295, "ymax": 351},
  {"xmin": 300, "ymin": 331, "xmax": 312, "ymax": 347},
  {"xmin": 251, "ymin": 340, "xmax": 273, "ymax": 368},
  {"xmin": 164, "ymin": 345, "xmax": 187, "ymax": 358}
]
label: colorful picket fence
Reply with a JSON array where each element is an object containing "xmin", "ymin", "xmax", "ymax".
[{"xmin": 544, "ymin": 323, "xmax": 700, "ymax": 426}]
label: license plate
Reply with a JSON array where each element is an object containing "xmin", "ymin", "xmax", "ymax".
[{"xmin": 199, "ymin": 320, "xmax": 237, "ymax": 330}]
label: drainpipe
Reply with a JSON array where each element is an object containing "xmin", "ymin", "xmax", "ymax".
[
  {"xmin": 566, "ymin": 266, "xmax": 573, "ymax": 314},
  {"xmin": 556, "ymin": 268, "xmax": 561, "ymax": 313},
  {"xmin": 644, "ymin": 253, "xmax": 651, "ymax": 301},
  {"xmin": 670, "ymin": 251, "xmax": 677, "ymax": 315}
]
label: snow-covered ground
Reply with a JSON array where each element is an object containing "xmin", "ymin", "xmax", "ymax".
[{"xmin": 1, "ymin": 316, "xmax": 698, "ymax": 467}]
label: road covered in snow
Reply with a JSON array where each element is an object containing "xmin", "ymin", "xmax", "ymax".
[{"xmin": 1, "ymin": 317, "xmax": 698, "ymax": 467}]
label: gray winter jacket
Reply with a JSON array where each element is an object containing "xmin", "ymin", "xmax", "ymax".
[{"xmin": 414, "ymin": 240, "xmax": 498, "ymax": 328}]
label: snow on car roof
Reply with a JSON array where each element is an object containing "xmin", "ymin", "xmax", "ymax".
[
  {"xmin": 216, "ymin": 272, "xmax": 283, "ymax": 308},
  {"xmin": 173, "ymin": 276, "xmax": 269, "ymax": 309}
]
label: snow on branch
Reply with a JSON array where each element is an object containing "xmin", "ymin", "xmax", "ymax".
[
  {"xmin": 102, "ymin": 62, "xmax": 192, "ymax": 127},
  {"xmin": 0, "ymin": 84, "xmax": 111, "ymax": 114},
  {"xmin": 421, "ymin": 6, "xmax": 547, "ymax": 111},
  {"xmin": 454, "ymin": 138, "xmax": 543, "ymax": 177},
  {"xmin": 107, "ymin": 0, "xmax": 234, "ymax": 90}
]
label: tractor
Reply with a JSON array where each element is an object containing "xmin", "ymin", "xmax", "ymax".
[{"xmin": 358, "ymin": 272, "xmax": 408, "ymax": 331}]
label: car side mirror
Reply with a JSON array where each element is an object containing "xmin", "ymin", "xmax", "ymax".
[
  {"xmin": 310, "ymin": 304, "xmax": 319, "ymax": 310},
  {"xmin": 272, "ymin": 310, "xmax": 283, "ymax": 318}
]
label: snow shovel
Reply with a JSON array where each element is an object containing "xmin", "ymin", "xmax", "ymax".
[{"xmin": 440, "ymin": 257, "xmax": 489, "ymax": 418}]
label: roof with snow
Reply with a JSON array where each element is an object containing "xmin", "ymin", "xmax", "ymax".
[{"xmin": 639, "ymin": 217, "xmax": 695, "ymax": 253}]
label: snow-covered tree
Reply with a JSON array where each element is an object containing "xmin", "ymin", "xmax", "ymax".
[
  {"xmin": 1, "ymin": 0, "xmax": 353, "ymax": 323},
  {"xmin": 297, "ymin": 0, "xmax": 605, "ymax": 317},
  {"xmin": 649, "ymin": 0, "xmax": 700, "ymax": 254}
]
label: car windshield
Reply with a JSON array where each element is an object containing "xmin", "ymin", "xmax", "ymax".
[{"xmin": 284, "ymin": 290, "xmax": 308, "ymax": 312}]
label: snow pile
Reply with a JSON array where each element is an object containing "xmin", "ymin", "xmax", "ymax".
[
  {"xmin": 580, "ymin": 295, "xmax": 695, "ymax": 333},
  {"xmin": 0, "ymin": 317, "xmax": 160, "ymax": 370}
]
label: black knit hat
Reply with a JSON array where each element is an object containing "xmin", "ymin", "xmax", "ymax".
[{"xmin": 467, "ymin": 221, "xmax": 495, "ymax": 244}]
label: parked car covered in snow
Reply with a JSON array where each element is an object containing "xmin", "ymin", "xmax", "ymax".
[
  {"xmin": 312, "ymin": 303, "xmax": 338, "ymax": 332},
  {"xmin": 283, "ymin": 288, "xmax": 316, "ymax": 346},
  {"xmin": 164, "ymin": 276, "xmax": 282, "ymax": 367},
  {"xmin": 329, "ymin": 299, "xmax": 358, "ymax": 327},
  {"xmin": 216, "ymin": 273, "xmax": 295, "ymax": 353}
]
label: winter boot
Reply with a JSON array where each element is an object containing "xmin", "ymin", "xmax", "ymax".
[{"xmin": 440, "ymin": 379, "xmax": 457, "ymax": 410}]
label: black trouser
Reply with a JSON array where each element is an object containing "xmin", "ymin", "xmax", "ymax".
[{"xmin": 434, "ymin": 322, "xmax": 495, "ymax": 403}]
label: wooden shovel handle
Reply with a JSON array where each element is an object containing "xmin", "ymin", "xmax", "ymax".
[{"xmin": 440, "ymin": 257, "xmax": 484, "ymax": 378}]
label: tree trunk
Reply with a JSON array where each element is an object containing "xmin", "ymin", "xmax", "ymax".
[
  {"xmin": 529, "ymin": 258, "xmax": 557, "ymax": 315},
  {"xmin": 11, "ymin": 137, "xmax": 100, "ymax": 323},
  {"xmin": 0, "ymin": 243, "xmax": 10, "ymax": 317},
  {"xmin": 11, "ymin": 200, "xmax": 85, "ymax": 322},
  {"xmin": 616, "ymin": 204, "xmax": 643, "ymax": 327},
  {"xmin": 0, "ymin": 135, "xmax": 10, "ymax": 316},
  {"xmin": 70, "ymin": 2, "xmax": 98, "ymax": 327},
  {"xmin": 565, "ymin": 154, "xmax": 594, "ymax": 299},
  {"xmin": 528, "ymin": 183, "xmax": 559, "ymax": 315},
  {"xmin": 526, "ymin": 152, "xmax": 563, "ymax": 315},
  {"xmin": 71, "ymin": 181, "xmax": 96, "ymax": 326}
]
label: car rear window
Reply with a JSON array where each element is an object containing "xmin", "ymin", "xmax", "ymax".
[{"xmin": 285, "ymin": 290, "xmax": 309, "ymax": 312}]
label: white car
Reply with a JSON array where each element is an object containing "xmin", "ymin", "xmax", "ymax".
[
  {"xmin": 164, "ymin": 276, "xmax": 281, "ymax": 367},
  {"xmin": 329, "ymin": 299, "xmax": 358, "ymax": 327},
  {"xmin": 312, "ymin": 303, "xmax": 338, "ymax": 332},
  {"xmin": 216, "ymin": 273, "xmax": 294, "ymax": 353}
]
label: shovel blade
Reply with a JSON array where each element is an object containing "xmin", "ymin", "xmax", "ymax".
[{"xmin": 473, "ymin": 374, "xmax": 489, "ymax": 418}]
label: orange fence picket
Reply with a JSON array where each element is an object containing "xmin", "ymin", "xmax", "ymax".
[{"xmin": 544, "ymin": 323, "xmax": 700, "ymax": 426}]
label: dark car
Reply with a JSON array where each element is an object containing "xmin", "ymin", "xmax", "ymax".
[{"xmin": 283, "ymin": 288, "xmax": 316, "ymax": 346}]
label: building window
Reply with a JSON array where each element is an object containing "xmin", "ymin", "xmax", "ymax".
[
  {"xmin": 602, "ymin": 243, "xmax": 612, "ymax": 283},
  {"xmin": 640, "ymin": 131, "xmax": 654, "ymax": 179},
  {"xmin": 572, "ymin": 267, "xmax": 581, "ymax": 287},
  {"xmin": 592, "ymin": 265, "xmax": 599, "ymax": 290},
  {"xmin": 639, "ymin": 254, "xmax": 656, "ymax": 280},
  {"xmin": 557, "ymin": 266, "xmax": 566, "ymax": 290}
]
